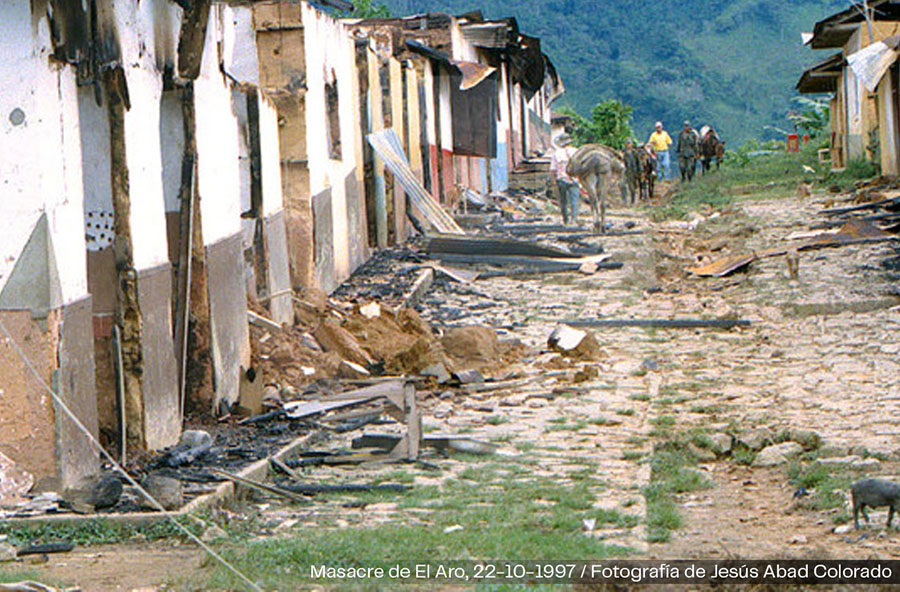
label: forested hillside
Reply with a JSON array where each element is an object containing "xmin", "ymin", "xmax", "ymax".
[{"xmin": 381, "ymin": 0, "xmax": 846, "ymax": 145}]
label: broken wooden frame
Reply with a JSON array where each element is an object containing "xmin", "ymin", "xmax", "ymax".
[
  {"xmin": 286, "ymin": 380, "xmax": 422, "ymax": 460},
  {"xmin": 566, "ymin": 318, "xmax": 751, "ymax": 330}
]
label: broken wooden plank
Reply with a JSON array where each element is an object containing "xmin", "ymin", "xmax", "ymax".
[
  {"xmin": 210, "ymin": 469, "xmax": 309, "ymax": 505},
  {"xmin": 566, "ymin": 318, "xmax": 751, "ymax": 330},
  {"xmin": 687, "ymin": 253, "xmax": 758, "ymax": 277},
  {"xmin": 425, "ymin": 234, "xmax": 581, "ymax": 259},
  {"xmin": 16, "ymin": 543, "xmax": 74, "ymax": 557},
  {"xmin": 403, "ymin": 268, "xmax": 434, "ymax": 308},
  {"xmin": 352, "ymin": 433, "xmax": 499, "ymax": 455},
  {"xmin": 248, "ymin": 310, "xmax": 282, "ymax": 333},
  {"xmin": 821, "ymin": 195, "xmax": 900, "ymax": 216},
  {"xmin": 427, "ymin": 253, "xmax": 613, "ymax": 271},
  {"xmin": 269, "ymin": 457, "xmax": 305, "ymax": 483},
  {"xmin": 797, "ymin": 218, "xmax": 897, "ymax": 250},
  {"xmin": 477, "ymin": 261, "xmax": 624, "ymax": 277},
  {"xmin": 430, "ymin": 264, "xmax": 481, "ymax": 284},
  {"xmin": 274, "ymin": 482, "xmax": 411, "ymax": 495}
]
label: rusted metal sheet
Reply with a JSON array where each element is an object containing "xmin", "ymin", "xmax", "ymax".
[
  {"xmin": 797, "ymin": 219, "xmax": 896, "ymax": 250},
  {"xmin": 367, "ymin": 129, "xmax": 465, "ymax": 235},
  {"xmin": 687, "ymin": 253, "xmax": 758, "ymax": 277},
  {"xmin": 451, "ymin": 60, "xmax": 496, "ymax": 91}
]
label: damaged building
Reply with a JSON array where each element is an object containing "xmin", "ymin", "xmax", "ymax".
[
  {"xmin": 799, "ymin": 0, "xmax": 900, "ymax": 174},
  {"xmin": 0, "ymin": 0, "xmax": 563, "ymax": 492}
]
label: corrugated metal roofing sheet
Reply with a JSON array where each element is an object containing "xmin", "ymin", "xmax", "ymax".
[{"xmin": 367, "ymin": 129, "xmax": 465, "ymax": 235}]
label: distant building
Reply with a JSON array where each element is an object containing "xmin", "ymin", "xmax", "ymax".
[{"xmin": 799, "ymin": 0, "xmax": 900, "ymax": 174}]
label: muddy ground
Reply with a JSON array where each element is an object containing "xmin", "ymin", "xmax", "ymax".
[{"xmin": 8, "ymin": 187, "xmax": 900, "ymax": 590}]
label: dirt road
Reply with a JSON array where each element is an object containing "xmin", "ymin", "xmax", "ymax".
[{"xmin": 9, "ymin": 190, "xmax": 900, "ymax": 590}]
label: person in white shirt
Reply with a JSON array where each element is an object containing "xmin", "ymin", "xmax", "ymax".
[{"xmin": 549, "ymin": 134, "xmax": 580, "ymax": 225}]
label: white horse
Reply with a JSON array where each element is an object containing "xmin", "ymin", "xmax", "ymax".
[{"xmin": 566, "ymin": 144, "xmax": 626, "ymax": 233}]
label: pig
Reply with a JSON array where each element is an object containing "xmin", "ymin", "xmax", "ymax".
[{"xmin": 851, "ymin": 478, "xmax": 900, "ymax": 530}]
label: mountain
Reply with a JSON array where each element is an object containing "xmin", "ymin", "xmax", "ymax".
[{"xmin": 380, "ymin": 0, "xmax": 845, "ymax": 147}]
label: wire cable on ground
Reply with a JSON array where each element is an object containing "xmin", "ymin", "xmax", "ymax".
[{"xmin": 0, "ymin": 317, "xmax": 263, "ymax": 592}]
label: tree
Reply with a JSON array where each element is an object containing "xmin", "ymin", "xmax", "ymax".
[
  {"xmin": 343, "ymin": 0, "xmax": 391, "ymax": 18},
  {"xmin": 787, "ymin": 97, "xmax": 830, "ymax": 138},
  {"xmin": 558, "ymin": 99, "xmax": 635, "ymax": 150}
]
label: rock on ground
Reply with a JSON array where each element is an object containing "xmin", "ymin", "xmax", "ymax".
[
  {"xmin": 709, "ymin": 433, "xmax": 733, "ymax": 455},
  {"xmin": 547, "ymin": 325, "xmax": 603, "ymax": 361},
  {"xmin": 739, "ymin": 427, "xmax": 775, "ymax": 451},
  {"xmin": 140, "ymin": 474, "xmax": 183, "ymax": 511},
  {"xmin": 752, "ymin": 442, "xmax": 803, "ymax": 467}
]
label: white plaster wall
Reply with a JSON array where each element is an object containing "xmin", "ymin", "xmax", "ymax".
[
  {"xmin": 879, "ymin": 76, "xmax": 899, "ymax": 175},
  {"xmin": 159, "ymin": 90, "xmax": 184, "ymax": 213},
  {"xmin": 194, "ymin": 7, "xmax": 242, "ymax": 245},
  {"xmin": 303, "ymin": 5, "xmax": 357, "ymax": 281},
  {"xmin": 258, "ymin": 91, "xmax": 284, "ymax": 217},
  {"xmin": 111, "ymin": 0, "xmax": 181, "ymax": 271},
  {"xmin": 222, "ymin": 5, "xmax": 259, "ymax": 86},
  {"xmin": 231, "ymin": 87, "xmax": 256, "ymax": 258},
  {"xmin": 439, "ymin": 69, "xmax": 453, "ymax": 151},
  {"xmin": 498, "ymin": 62, "xmax": 510, "ymax": 140},
  {"xmin": 424, "ymin": 60, "xmax": 437, "ymax": 146},
  {"xmin": 0, "ymin": 4, "xmax": 87, "ymax": 304},
  {"xmin": 232, "ymin": 88, "xmax": 253, "ymax": 215},
  {"xmin": 78, "ymin": 87, "xmax": 113, "ymax": 214}
]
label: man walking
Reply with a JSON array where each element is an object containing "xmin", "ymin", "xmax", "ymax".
[
  {"xmin": 549, "ymin": 134, "xmax": 580, "ymax": 225},
  {"xmin": 623, "ymin": 138, "xmax": 640, "ymax": 205},
  {"xmin": 648, "ymin": 121, "xmax": 672, "ymax": 181},
  {"xmin": 677, "ymin": 120, "xmax": 699, "ymax": 183}
]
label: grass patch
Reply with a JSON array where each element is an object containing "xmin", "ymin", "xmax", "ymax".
[
  {"xmin": 629, "ymin": 393, "xmax": 651, "ymax": 402},
  {"xmin": 545, "ymin": 421, "xmax": 588, "ymax": 433},
  {"xmin": 648, "ymin": 142, "xmax": 866, "ymax": 222},
  {"xmin": 0, "ymin": 516, "xmax": 210, "ymax": 547},
  {"xmin": 643, "ymin": 429, "xmax": 714, "ymax": 544},
  {"xmin": 731, "ymin": 446, "xmax": 757, "ymax": 466},
  {"xmin": 587, "ymin": 416, "xmax": 616, "ymax": 426},
  {"xmin": 787, "ymin": 461, "xmax": 854, "ymax": 513},
  {"xmin": 626, "ymin": 435, "xmax": 647, "ymax": 447},
  {"xmin": 644, "ymin": 483, "xmax": 682, "ymax": 543},
  {"xmin": 616, "ymin": 408, "xmax": 636, "ymax": 417},
  {"xmin": 690, "ymin": 404, "xmax": 726, "ymax": 415},
  {"xmin": 486, "ymin": 415, "xmax": 509, "ymax": 426},
  {"xmin": 206, "ymin": 462, "xmax": 635, "ymax": 589}
]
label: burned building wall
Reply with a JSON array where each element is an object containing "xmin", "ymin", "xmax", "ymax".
[
  {"xmin": 194, "ymin": 4, "xmax": 251, "ymax": 413},
  {"xmin": 303, "ymin": 3, "xmax": 366, "ymax": 292},
  {"xmin": 0, "ymin": 3, "xmax": 98, "ymax": 489}
]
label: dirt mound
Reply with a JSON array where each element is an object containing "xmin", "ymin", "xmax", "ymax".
[
  {"xmin": 250, "ymin": 323, "xmax": 340, "ymax": 389},
  {"xmin": 314, "ymin": 319, "xmax": 374, "ymax": 367},
  {"xmin": 344, "ymin": 306, "xmax": 450, "ymax": 375},
  {"xmin": 441, "ymin": 325, "xmax": 521, "ymax": 373}
]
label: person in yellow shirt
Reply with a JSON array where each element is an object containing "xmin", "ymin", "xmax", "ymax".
[{"xmin": 647, "ymin": 121, "xmax": 673, "ymax": 181}]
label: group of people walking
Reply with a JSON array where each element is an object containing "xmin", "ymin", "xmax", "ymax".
[
  {"xmin": 549, "ymin": 119, "xmax": 707, "ymax": 225},
  {"xmin": 647, "ymin": 120, "xmax": 702, "ymax": 183}
]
